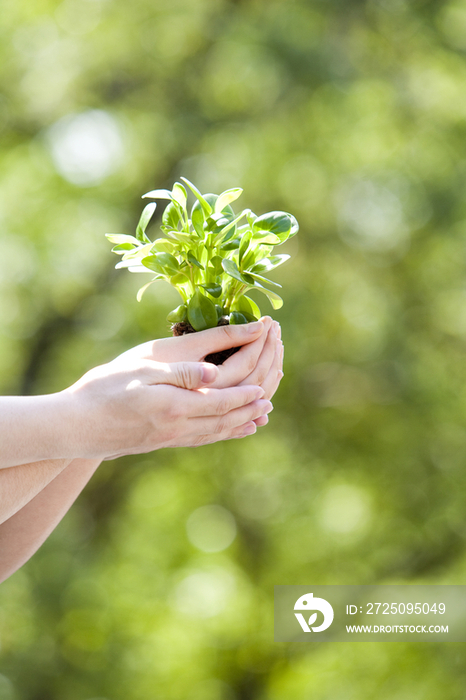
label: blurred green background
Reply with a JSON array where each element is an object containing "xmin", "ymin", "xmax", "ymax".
[{"xmin": 2, "ymin": 0, "xmax": 466, "ymax": 697}]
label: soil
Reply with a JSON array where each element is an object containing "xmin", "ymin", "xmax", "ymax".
[{"xmin": 171, "ymin": 318, "xmax": 241, "ymax": 366}]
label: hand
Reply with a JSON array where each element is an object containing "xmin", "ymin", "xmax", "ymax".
[
  {"xmin": 115, "ymin": 316, "xmax": 283, "ymax": 397},
  {"xmin": 63, "ymin": 358, "xmax": 273, "ymax": 459}
]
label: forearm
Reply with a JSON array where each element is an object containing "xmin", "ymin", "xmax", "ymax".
[
  {"xmin": 0, "ymin": 457, "xmax": 101, "ymax": 584},
  {"xmin": 0, "ymin": 458, "xmax": 72, "ymax": 524},
  {"xmin": 0, "ymin": 393, "xmax": 78, "ymax": 469}
]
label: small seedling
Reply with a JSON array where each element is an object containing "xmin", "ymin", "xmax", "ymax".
[{"xmin": 106, "ymin": 178, "xmax": 298, "ymax": 337}]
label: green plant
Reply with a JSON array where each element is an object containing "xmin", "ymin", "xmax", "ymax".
[{"xmin": 106, "ymin": 178, "xmax": 298, "ymax": 331}]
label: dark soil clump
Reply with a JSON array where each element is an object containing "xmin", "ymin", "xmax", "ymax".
[{"xmin": 171, "ymin": 319, "xmax": 241, "ymax": 366}]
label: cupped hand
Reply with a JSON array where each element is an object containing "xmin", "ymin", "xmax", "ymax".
[
  {"xmin": 63, "ymin": 357, "xmax": 273, "ymax": 460},
  {"xmin": 114, "ymin": 316, "xmax": 283, "ymax": 398}
]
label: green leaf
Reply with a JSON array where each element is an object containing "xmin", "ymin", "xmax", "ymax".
[
  {"xmin": 172, "ymin": 182, "xmax": 187, "ymax": 209},
  {"xmin": 248, "ymin": 272, "xmax": 282, "ymax": 288},
  {"xmin": 136, "ymin": 202, "xmax": 157, "ymax": 242},
  {"xmin": 209, "ymin": 256, "xmax": 224, "ymax": 275},
  {"xmin": 150, "ymin": 239, "xmax": 178, "ymax": 254},
  {"xmin": 170, "ymin": 272, "xmax": 189, "ymax": 285},
  {"xmin": 253, "ymin": 211, "xmax": 298, "ymax": 243},
  {"xmin": 122, "ymin": 243, "xmax": 154, "ymax": 260},
  {"xmin": 230, "ymin": 311, "xmax": 248, "ymax": 325},
  {"xmin": 164, "ymin": 230, "xmax": 193, "ymax": 245},
  {"xmin": 220, "ymin": 238, "xmax": 240, "ymax": 251},
  {"xmin": 187, "ymin": 251, "xmax": 204, "ymax": 269},
  {"xmin": 115, "ymin": 260, "xmax": 148, "ymax": 270},
  {"xmin": 106, "ymin": 234, "xmax": 140, "ymax": 245},
  {"xmin": 238, "ymin": 231, "xmax": 251, "ymax": 265},
  {"xmin": 162, "ymin": 201, "xmax": 182, "ymax": 231},
  {"xmin": 213, "ymin": 210, "xmax": 247, "ymax": 245},
  {"xmin": 142, "ymin": 189, "xmax": 173, "ymax": 200},
  {"xmin": 222, "ymin": 259, "xmax": 254, "ymax": 285},
  {"xmin": 200, "ymin": 283, "xmax": 222, "ymax": 298},
  {"xmin": 137, "ymin": 279, "xmax": 159, "ymax": 301},
  {"xmin": 252, "ymin": 231, "xmax": 281, "ymax": 245},
  {"xmin": 288, "ymin": 214, "xmax": 299, "ymax": 238},
  {"xmin": 215, "ymin": 188, "xmax": 243, "ymax": 213},
  {"xmin": 112, "ymin": 243, "xmax": 135, "ymax": 253},
  {"xmin": 167, "ymin": 304, "xmax": 187, "ymax": 323},
  {"xmin": 191, "ymin": 203, "xmax": 205, "ymax": 237},
  {"xmin": 142, "ymin": 252, "xmax": 179, "ymax": 275},
  {"xmin": 180, "ymin": 177, "xmax": 213, "ymax": 215},
  {"xmin": 253, "ymin": 285, "xmax": 283, "ymax": 310},
  {"xmin": 250, "ymin": 254, "xmax": 290, "ymax": 273},
  {"xmin": 187, "ymin": 289, "xmax": 218, "ymax": 331},
  {"xmin": 232, "ymin": 295, "xmax": 261, "ymax": 321}
]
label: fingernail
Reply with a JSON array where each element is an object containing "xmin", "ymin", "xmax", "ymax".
[
  {"xmin": 201, "ymin": 363, "xmax": 218, "ymax": 383},
  {"xmin": 260, "ymin": 400, "xmax": 273, "ymax": 414},
  {"xmin": 278, "ymin": 371, "xmax": 284, "ymax": 379},
  {"xmin": 246, "ymin": 321, "xmax": 264, "ymax": 334},
  {"xmin": 254, "ymin": 387, "xmax": 265, "ymax": 399},
  {"xmin": 243, "ymin": 423, "xmax": 256, "ymax": 436}
]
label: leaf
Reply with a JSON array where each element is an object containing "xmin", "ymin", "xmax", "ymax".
[
  {"xmin": 172, "ymin": 182, "xmax": 187, "ymax": 209},
  {"xmin": 215, "ymin": 187, "xmax": 243, "ymax": 213},
  {"xmin": 162, "ymin": 201, "xmax": 182, "ymax": 230},
  {"xmin": 222, "ymin": 259, "xmax": 254, "ymax": 285},
  {"xmin": 142, "ymin": 189, "xmax": 173, "ymax": 200},
  {"xmin": 180, "ymin": 177, "xmax": 213, "ymax": 215},
  {"xmin": 142, "ymin": 253, "xmax": 179, "ymax": 275},
  {"xmin": 150, "ymin": 239, "xmax": 178, "ymax": 254},
  {"xmin": 112, "ymin": 243, "xmax": 135, "ymax": 253},
  {"xmin": 136, "ymin": 202, "xmax": 157, "ymax": 242},
  {"xmin": 253, "ymin": 284, "xmax": 283, "ymax": 310},
  {"xmin": 170, "ymin": 272, "xmax": 189, "ymax": 285},
  {"xmin": 122, "ymin": 243, "xmax": 154, "ymax": 260},
  {"xmin": 191, "ymin": 203, "xmax": 205, "ymax": 237},
  {"xmin": 250, "ymin": 254, "xmax": 290, "ymax": 273},
  {"xmin": 105, "ymin": 234, "xmax": 140, "ymax": 245},
  {"xmin": 187, "ymin": 289, "xmax": 218, "ymax": 331},
  {"xmin": 248, "ymin": 272, "xmax": 282, "ymax": 288},
  {"xmin": 137, "ymin": 279, "xmax": 159, "ymax": 301},
  {"xmin": 220, "ymin": 238, "xmax": 240, "ymax": 251},
  {"xmin": 253, "ymin": 211, "xmax": 298, "ymax": 243},
  {"xmin": 115, "ymin": 260, "xmax": 148, "ymax": 270},
  {"xmin": 252, "ymin": 231, "xmax": 281, "ymax": 245},
  {"xmin": 230, "ymin": 311, "xmax": 248, "ymax": 325},
  {"xmin": 167, "ymin": 304, "xmax": 187, "ymax": 323},
  {"xmin": 200, "ymin": 283, "xmax": 222, "ymax": 298},
  {"xmin": 213, "ymin": 210, "xmax": 247, "ymax": 245},
  {"xmin": 165, "ymin": 230, "xmax": 194, "ymax": 245},
  {"xmin": 232, "ymin": 295, "xmax": 261, "ymax": 321},
  {"xmin": 209, "ymin": 256, "xmax": 224, "ymax": 275},
  {"xmin": 238, "ymin": 231, "xmax": 251, "ymax": 265},
  {"xmin": 188, "ymin": 251, "xmax": 204, "ymax": 269}
]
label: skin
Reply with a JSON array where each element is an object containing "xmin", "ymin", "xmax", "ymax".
[{"xmin": 0, "ymin": 317, "xmax": 283, "ymax": 582}]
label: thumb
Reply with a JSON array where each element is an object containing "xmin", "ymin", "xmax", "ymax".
[
  {"xmin": 162, "ymin": 361, "xmax": 219, "ymax": 390},
  {"xmin": 183, "ymin": 319, "xmax": 267, "ymax": 359}
]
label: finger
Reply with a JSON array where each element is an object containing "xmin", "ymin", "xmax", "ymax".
[
  {"xmin": 147, "ymin": 320, "xmax": 267, "ymax": 363},
  {"xmin": 156, "ymin": 383, "xmax": 265, "ymax": 418},
  {"xmin": 140, "ymin": 360, "xmax": 219, "ymax": 389},
  {"xmin": 237, "ymin": 322, "xmax": 278, "ymax": 388},
  {"xmin": 211, "ymin": 317, "xmax": 273, "ymax": 388},
  {"xmin": 183, "ymin": 398, "xmax": 272, "ymax": 440},
  {"xmin": 259, "ymin": 342, "xmax": 284, "ymax": 400},
  {"xmin": 190, "ymin": 398, "xmax": 272, "ymax": 433}
]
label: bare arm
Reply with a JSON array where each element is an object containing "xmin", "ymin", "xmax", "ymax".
[
  {"xmin": 0, "ymin": 319, "xmax": 282, "ymax": 582},
  {"xmin": 0, "ymin": 457, "xmax": 101, "ymax": 584}
]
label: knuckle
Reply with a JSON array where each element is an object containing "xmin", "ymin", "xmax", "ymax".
[
  {"xmin": 215, "ymin": 414, "xmax": 230, "ymax": 433},
  {"xmin": 214, "ymin": 394, "xmax": 232, "ymax": 416}
]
